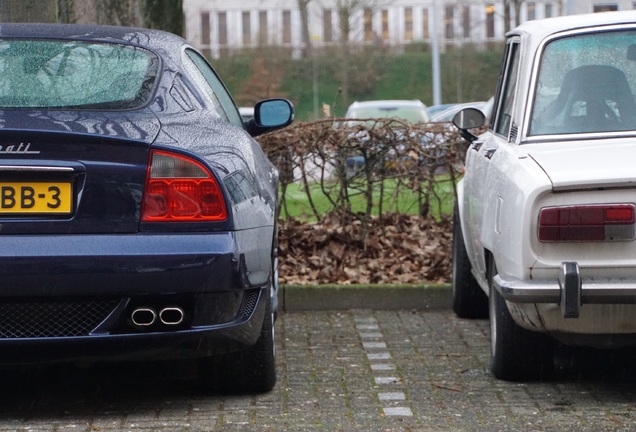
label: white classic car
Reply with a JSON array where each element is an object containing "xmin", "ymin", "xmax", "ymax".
[{"xmin": 452, "ymin": 10, "xmax": 636, "ymax": 381}]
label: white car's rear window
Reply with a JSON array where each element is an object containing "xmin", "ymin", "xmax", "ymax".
[
  {"xmin": 0, "ymin": 40, "xmax": 158, "ymax": 109},
  {"xmin": 530, "ymin": 30, "xmax": 636, "ymax": 136}
]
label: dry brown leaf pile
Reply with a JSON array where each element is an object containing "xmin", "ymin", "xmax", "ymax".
[{"xmin": 278, "ymin": 213, "xmax": 452, "ymax": 285}]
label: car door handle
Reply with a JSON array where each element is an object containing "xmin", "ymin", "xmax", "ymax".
[
  {"xmin": 471, "ymin": 140, "xmax": 484, "ymax": 151},
  {"xmin": 484, "ymin": 147, "xmax": 497, "ymax": 159}
]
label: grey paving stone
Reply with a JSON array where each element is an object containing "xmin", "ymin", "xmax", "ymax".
[{"xmin": 0, "ymin": 310, "xmax": 633, "ymax": 431}]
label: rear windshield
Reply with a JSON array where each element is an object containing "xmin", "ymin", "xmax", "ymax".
[
  {"xmin": 530, "ymin": 29, "xmax": 636, "ymax": 136},
  {"xmin": 0, "ymin": 40, "xmax": 159, "ymax": 109}
]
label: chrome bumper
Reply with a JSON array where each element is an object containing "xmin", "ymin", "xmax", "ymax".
[{"xmin": 493, "ymin": 262, "xmax": 636, "ymax": 319}]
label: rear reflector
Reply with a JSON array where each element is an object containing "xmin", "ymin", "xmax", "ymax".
[
  {"xmin": 141, "ymin": 150, "xmax": 227, "ymax": 222},
  {"xmin": 538, "ymin": 204, "xmax": 635, "ymax": 242}
]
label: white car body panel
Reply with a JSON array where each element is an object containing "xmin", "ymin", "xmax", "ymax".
[
  {"xmin": 528, "ymin": 139, "xmax": 636, "ymax": 191},
  {"xmin": 460, "ymin": 131, "xmax": 554, "ymax": 288}
]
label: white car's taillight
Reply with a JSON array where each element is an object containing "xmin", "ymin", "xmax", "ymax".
[
  {"xmin": 141, "ymin": 150, "xmax": 227, "ymax": 222},
  {"xmin": 538, "ymin": 204, "xmax": 635, "ymax": 242}
]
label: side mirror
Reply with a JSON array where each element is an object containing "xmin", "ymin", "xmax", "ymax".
[
  {"xmin": 246, "ymin": 98, "xmax": 294, "ymax": 137},
  {"xmin": 255, "ymin": 99, "xmax": 294, "ymax": 128},
  {"xmin": 452, "ymin": 108, "xmax": 486, "ymax": 142}
]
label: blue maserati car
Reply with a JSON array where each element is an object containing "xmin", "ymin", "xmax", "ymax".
[{"xmin": 0, "ymin": 23, "xmax": 293, "ymax": 393}]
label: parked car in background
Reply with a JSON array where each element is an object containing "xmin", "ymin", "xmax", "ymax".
[
  {"xmin": 0, "ymin": 23, "xmax": 293, "ymax": 393},
  {"xmin": 431, "ymin": 99, "xmax": 491, "ymax": 123},
  {"xmin": 343, "ymin": 100, "xmax": 431, "ymax": 174},
  {"xmin": 345, "ymin": 99, "xmax": 431, "ymax": 124},
  {"xmin": 427, "ymin": 103, "xmax": 456, "ymax": 118},
  {"xmin": 239, "ymin": 106, "xmax": 255, "ymax": 123},
  {"xmin": 452, "ymin": 10, "xmax": 636, "ymax": 381}
]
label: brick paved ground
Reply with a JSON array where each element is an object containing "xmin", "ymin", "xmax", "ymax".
[{"xmin": 0, "ymin": 310, "xmax": 635, "ymax": 431}]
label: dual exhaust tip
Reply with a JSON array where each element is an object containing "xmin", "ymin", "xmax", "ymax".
[{"xmin": 131, "ymin": 306, "xmax": 185, "ymax": 327}]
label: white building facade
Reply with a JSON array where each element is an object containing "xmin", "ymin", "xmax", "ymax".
[{"xmin": 183, "ymin": 0, "xmax": 636, "ymax": 58}]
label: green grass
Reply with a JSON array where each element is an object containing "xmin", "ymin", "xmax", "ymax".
[{"xmin": 279, "ymin": 176, "xmax": 456, "ymax": 221}]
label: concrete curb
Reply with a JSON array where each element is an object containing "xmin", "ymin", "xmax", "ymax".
[{"xmin": 281, "ymin": 284, "xmax": 452, "ymax": 311}]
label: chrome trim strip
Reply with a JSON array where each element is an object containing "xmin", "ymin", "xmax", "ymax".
[
  {"xmin": 494, "ymin": 274, "xmax": 636, "ymax": 304},
  {"xmin": 0, "ymin": 166, "xmax": 74, "ymax": 172}
]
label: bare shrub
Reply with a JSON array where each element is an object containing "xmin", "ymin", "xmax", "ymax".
[
  {"xmin": 259, "ymin": 119, "xmax": 468, "ymax": 284},
  {"xmin": 259, "ymin": 118, "xmax": 466, "ymax": 222}
]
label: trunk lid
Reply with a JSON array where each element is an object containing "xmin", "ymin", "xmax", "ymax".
[
  {"xmin": 527, "ymin": 139, "xmax": 636, "ymax": 191},
  {"xmin": 0, "ymin": 109, "xmax": 160, "ymax": 234}
]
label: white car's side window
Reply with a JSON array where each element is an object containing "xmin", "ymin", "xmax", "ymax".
[{"xmin": 493, "ymin": 42, "xmax": 521, "ymax": 139}]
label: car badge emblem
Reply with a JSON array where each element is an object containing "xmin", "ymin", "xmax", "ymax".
[{"xmin": 0, "ymin": 143, "xmax": 40, "ymax": 155}]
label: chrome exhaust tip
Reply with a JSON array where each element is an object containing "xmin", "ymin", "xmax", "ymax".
[
  {"xmin": 159, "ymin": 307, "xmax": 184, "ymax": 325},
  {"xmin": 131, "ymin": 307, "xmax": 157, "ymax": 326}
]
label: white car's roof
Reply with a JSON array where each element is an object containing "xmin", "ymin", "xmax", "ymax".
[{"xmin": 512, "ymin": 10, "xmax": 636, "ymax": 41}]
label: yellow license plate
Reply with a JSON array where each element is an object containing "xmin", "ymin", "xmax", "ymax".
[{"xmin": 0, "ymin": 182, "xmax": 72, "ymax": 214}]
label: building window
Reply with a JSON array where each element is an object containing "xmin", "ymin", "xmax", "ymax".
[
  {"xmin": 404, "ymin": 7, "xmax": 413, "ymax": 41},
  {"xmin": 242, "ymin": 12, "xmax": 251, "ymax": 46},
  {"xmin": 462, "ymin": 6, "xmax": 470, "ymax": 38},
  {"xmin": 323, "ymin": 9, "xmax": 333, "ymax": 43},
  {"xmin": 527, "ymin": 2, "xmax": 536, "ymax": 20},
  {"xmin": 593, "ymin": 4, "xmax": 618, "ymax": 12},
  {"xmin": 259, "ymin": 11, "xmax": 268, "ymax": 44},
  {"xmin": 422, "ymin": 8, "xmax": 429, "ymax": 39},
  {"xmin": 545, "ymin": 3, "xmax": 553, "ymax": 17},
  {"xmin": 201, "ymin": 12, "xmax": 210, "ymax": 45},
  {"xmin": 382, "ymin": 9, "xmax": 389, "ymax": 41},
  {"xmin": 283, "ymin": 10, "xmax": 292, "ymax": 44},
  {"xmin": 486, "ymin": 4, "xmax": 495, "ymax": 38},
  {"xmin": 445, "ymin": 5, "xmax": 454, "ymax": 40},
  {"xmin": 218, "ymin": 12, "xmax": 227, "ymax": 46},
  {"xmin": 364, "ymin": 8, "xmax": 374, "ymax": 41}
]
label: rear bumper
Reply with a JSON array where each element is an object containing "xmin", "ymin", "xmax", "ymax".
[
  {"xmin": 0, "ymin": 289, "xmax": 267, "ymax": 366},
  {"xmin": 0, "ymin": 232, "xmax": 245, "ymax": 296},
  {"xmin": 0, "ymin": 232, "xmax": 271, "ymax": 365},
  {"xmin": 494, "ymin": 261, "xmax": 636, "ymax": 318},
  {"xmin": 0, "ymin": 231, "xmax": 271, "ymax": 299}
]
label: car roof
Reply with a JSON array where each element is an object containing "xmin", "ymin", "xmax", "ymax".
[
  {"xmin": 0, "ymin": 23, "xmax": 186, "ymax": 51},
  {"xmin": 512, "ymin": 10, "xmax": 636, "ymax": 42}
]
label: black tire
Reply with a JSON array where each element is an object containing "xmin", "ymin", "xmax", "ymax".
[
  {"xmin": 489, "ymin": 259, "xmax": 554, "ymax": 381},
  {"xmin": 198, "ymin": 286, "xmax": 276, "ymax": 394},
  {"xmin": 452, "ymin": 204, "xmax": 488, "ymax": 319}
]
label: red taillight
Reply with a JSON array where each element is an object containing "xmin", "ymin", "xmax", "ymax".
[
  {"xmin": 141, "ymin": 150, "xmax": 227, "ymax": 222},
  {"xmin": 538, "ymin": 204, "xmax": 635, "ymax": 242}
]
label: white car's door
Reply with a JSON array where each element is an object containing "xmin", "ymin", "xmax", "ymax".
[
  {"xmin": 462, "ymin": 40, "xmax": 522, "ymax": 284},
  {"xmin": 461, "ymin": 133, "xmax": 494, "ymax": 284}
]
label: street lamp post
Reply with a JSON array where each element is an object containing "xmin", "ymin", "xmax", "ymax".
[{"xmin": 431, "ymin": 0, "xmax": 442, "ymax": 106}]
